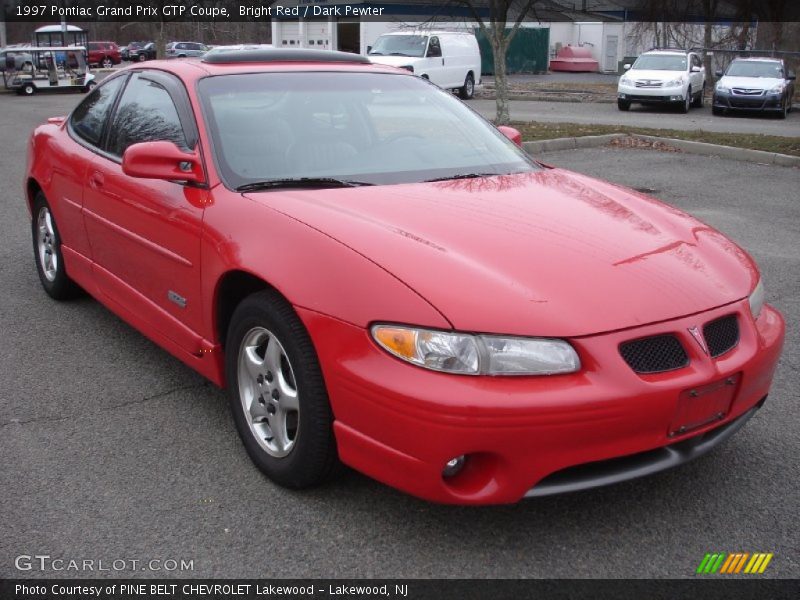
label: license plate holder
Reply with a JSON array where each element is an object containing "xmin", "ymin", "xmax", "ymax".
[{"xmin": 669, "ymin": 373, "xmax": 740, "ymax": 437}]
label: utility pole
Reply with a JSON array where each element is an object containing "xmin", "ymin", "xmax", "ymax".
[{"xmin": 0, "ymin": 19, "xmax": 7, "ymax": 48}]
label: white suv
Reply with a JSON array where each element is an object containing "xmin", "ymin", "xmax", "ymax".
[{"xmin": 617, "ymin": 50, "xmax": 706, "ymax": 113}]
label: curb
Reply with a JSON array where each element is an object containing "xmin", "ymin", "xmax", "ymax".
[
  {"xmin": 523, "ymin": 134, "xmax": 626, "ymax": 154},
  {"xmin": 524, "ymin": 134, "xmax": 800, "ymax": 168},
  {"xmin": 631, "ymin": 135, "xmax": 800, "ymax": 167}
]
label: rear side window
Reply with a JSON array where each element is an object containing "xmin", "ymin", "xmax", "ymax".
[
  {"xmin": 69, "ymin": 76, "xmax": 125, "ymax": 147},
  {"xmin": 107, "ymin": 74, "xmax": 187, "ymax": 157}
]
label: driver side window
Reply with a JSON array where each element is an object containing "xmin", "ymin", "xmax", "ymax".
[
  {"xmin": 107, "ymin": 74, "xmax": 187, "ymax": 157},
  {"xmin": 427, "ymin": 37, "xmax": 442, "ymax": 58}
]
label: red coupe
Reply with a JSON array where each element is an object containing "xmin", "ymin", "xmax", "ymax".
[{"xmin": 25, "ymin": 50, "xmax": 784, "ymax": 504}]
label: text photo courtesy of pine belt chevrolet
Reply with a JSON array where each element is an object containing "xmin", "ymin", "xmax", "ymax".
[
  {"xmin": 25, "ymin": 49, "xmax": 784, "ymax": 505},
  {"xmin": 617, "ymin": 49, "xmax": 706, "ymax": 113}
]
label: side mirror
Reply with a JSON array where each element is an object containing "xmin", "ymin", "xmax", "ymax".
[
  {"xmin": 690, "ymin": 65, "xmax": 701, "ymax": 72},
  {"xmin": 715, "ymin": 69, "xmax": 723, "ymax": 78},
  {"xmin": 497, "ymin": 125, "xmax": 522, "ymax": 147},
  {"xmin": 788, "ymin": 73, "xmax": 796, "ymax": 81},
  {"xmin": 122, "ymin": 141, "xmax": 204, "ymax": 184},
  {"xmin": 623, "ymin": 63, "xmax": 631, "ymax": 70},
  {"xmin": 366, "ymin": 46, "xmax": 372, "ymax": 53}
]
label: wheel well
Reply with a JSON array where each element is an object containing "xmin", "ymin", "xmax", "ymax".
[
  {"xmin": 26, "ymin": 178, "xmax": 42, "ymax": 213},
  {"xmin": 215, "ymin": 271, "xmax": 274, "ymax": 348}
]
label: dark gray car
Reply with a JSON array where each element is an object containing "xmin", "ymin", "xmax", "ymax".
[{"xmin": 165, "ymin": 42, "xmax": 208, "ymax": 59}]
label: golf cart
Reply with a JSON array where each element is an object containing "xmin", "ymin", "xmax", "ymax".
[{"xmin": 0, "ymin": 46, "xmax": 95, "ymax": 95}]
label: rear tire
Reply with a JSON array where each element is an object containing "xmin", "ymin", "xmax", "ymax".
[
  {"xmin": 21, "ymin": 82, "xmax": 35, "ymax": 96},
  {"xmin": 32, "ymin": 193, "xmax": 80, "ymax": 300},
  {"xmin": 459, "ymin": 73, "xmax": 475, "ymax": 100},
  {"xmin": 225, "ymin": 290, "xmax": 340, "ymax": 489},
  {"xmin": 101, "ymin": 57, "xmax": 113, "ymax": 69},
  {"xmin": 617, "ymin": 99, "xmax": 631, "ymax": 111}
]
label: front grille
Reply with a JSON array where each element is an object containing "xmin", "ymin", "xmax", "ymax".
[
  {"xmin": 619, "ymin": 334, "xmax": 689, "ymax": 374},
  {"xmin": 732, "ymin": 88, "xmax": 764, "ymax": 96},
  {"xmin": 703, "ymin": 315, "xmax": 739, "ymax": 358},
  {"xmin": 635, "ymin": 80, "xmax": 663, "ymax": 88}
]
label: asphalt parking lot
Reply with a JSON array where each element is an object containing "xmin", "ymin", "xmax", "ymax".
[{"xmin": 0, "ymin": 91, "xmax": 797, "ymax": 579}]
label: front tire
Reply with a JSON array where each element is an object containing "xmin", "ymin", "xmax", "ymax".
[
  {"xmin": 459, "ymin": 73, "xmax": 475, "ymax": 100},
  {"xmin": 692, "ymin": 83, "xmax": 705, "ymax": 108},
  {"xmin": 225, "ymin": 290, "xmax": 339, "ymax": 489},
  {"xmin": 101, "ymin": 57, "xmax": 113, "ymax": 69},
  {"xmin": 617, "ymin": 99, "xmax": 631, "ymax": 111},
  {"xmin": 138, "ymin": 53, "xmax": 147, "ymax": 62},
  {"xmin": 32, "ymin": 193, "xmax": 80, "ymax": 300},
  {"xmin": 21, "ymin": 82, "xmax": 35, "ymax": 96},
  {"xmin": 712, "ymin": 105, "xmax": 724, "ymax": 116},
  {"xmin": 681, "ymin": 87, "xmax": 691, "ymax": 113}
]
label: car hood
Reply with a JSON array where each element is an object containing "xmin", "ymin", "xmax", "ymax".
[
  {"xmin": 624, "ymin": 69, "xmax": 686, "ymax": 81},
  {"xmin": 718, "ymin": 75, "xmax": 784, "ymax": 90},
  {"xmin": 246, "ymin": 170, "xmax": 757, "ymax": 337}
]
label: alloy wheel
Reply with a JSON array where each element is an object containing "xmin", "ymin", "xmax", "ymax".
[
  {"xmin": 36, "ymin": 206, "xmax": 58, "ymax": 282},
  {"xmin": 237, "ymin": 327, "xmax": 300, "ymax": 458}
]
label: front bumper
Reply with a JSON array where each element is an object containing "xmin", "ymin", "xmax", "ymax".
[
  {"xmin": 299, "ymin": 300, "xmax": 784, "ymax": 504},
  {"xmin": 618, "ymin": 82, "xmax": 686, "ymax": 104},
  {"xmin": 713, "ymin": 90, "xmax": 784, "ymax": 112}
]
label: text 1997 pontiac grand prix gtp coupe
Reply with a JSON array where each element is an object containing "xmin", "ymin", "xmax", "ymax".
[{"xmin": 25, "ymin": 49, "xmax": 784, "ymax": 504}]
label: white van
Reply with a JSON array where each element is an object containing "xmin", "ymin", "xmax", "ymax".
[{"xmin": 367, "ymin": 31, "xmax": 482, "ymax": 99}]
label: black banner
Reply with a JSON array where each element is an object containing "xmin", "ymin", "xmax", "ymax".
[
  {"xmin": 3, "ymin": 0, "xmax": 800, "ymax": 24},
  {"xmin": 2, "ymin": 579, "xmax": 800, "ymax": 600}
]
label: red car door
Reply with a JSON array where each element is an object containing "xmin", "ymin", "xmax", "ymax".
[{"xmin": 82, "ymin": 70, "xmax": 207, "ymax": 354}]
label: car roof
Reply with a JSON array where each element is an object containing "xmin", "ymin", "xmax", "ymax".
[
  {"xmin": 730, "ymin": 57, "xmax": 783, "ymax": 63},
  {"xmin": 116, "ymin": 54, "xmax": 411, "ymax": 83},
  {"xmin": 641, "ymin": 50, "xmax": 690, "ymax": 55},
  {"xmin": 378, "ymin": 30, "xmax": 473, "ymax": 36}
]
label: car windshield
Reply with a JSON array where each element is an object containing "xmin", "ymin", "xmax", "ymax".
[
  {"xmin": 368, "ymin": 35, "xmax": 428, "ymax": 57},
  {"xmin": 726, "ymin": 61, "xmax": 783, "ymax": 78},
  {"xmin": 198, "ymin": 72, "xmax": 538, "ymax": 189},
  {"xmin": 632, "ymin": 55, "xmax": 687, "ymax": 71}
]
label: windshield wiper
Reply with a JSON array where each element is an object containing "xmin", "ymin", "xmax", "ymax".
[
  {"xmin": 389, "ymin": 52, "xmax": 411, "ymax": 56},
  {"xmin": 422, "ymin": 173, "xmax": 499, "ymax": 183},
  {"xmin": 236, "ymin": 178, "xmax": 374, "ymax": 192},
  {"xmin": 368, "ymin": 51, "xmax": 384, "ymax": 56}
]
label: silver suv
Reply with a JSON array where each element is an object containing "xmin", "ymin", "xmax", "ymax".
[
  {"xmin": 165, "ymin": 42, "xmax": 208, "ymax": 59},
  {"xmin": 618, "ymin": 49, "xmax": 706, "ymax": 113}
]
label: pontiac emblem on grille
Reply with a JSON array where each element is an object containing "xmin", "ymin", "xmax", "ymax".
[{"xmin": 688, "ymin": 326, "xmax": 708, "ymax": 355}]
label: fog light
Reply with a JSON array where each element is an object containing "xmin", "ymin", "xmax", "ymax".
[{"xmin": 442, "ymin": 455, "xmax": 466, "ymax": 478}]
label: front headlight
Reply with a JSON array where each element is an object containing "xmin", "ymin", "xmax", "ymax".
[
  {"xmin": 769, "ymin": 83, "xmax": 785, "ymax": 94},
  {"xmin": 619, "ymin": 76, "xmax": 631, "ymax": 85},
  {"xmin": 371, "ymin": 325, "xmax": 581, "ymax": 376},
  {"xmin": 716, "ymin": 84, "xmax": 730, "ymax": 93},
  {"xmin": 748, "ymin": 279, "xmax": 765, "ymax": 320},
  {"xmin": 666, "ymin": 77, "xmax": 685, "ymax": 87}
]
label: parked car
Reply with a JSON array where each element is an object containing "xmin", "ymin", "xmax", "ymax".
[
  {"xmin": 712, "ymin": 57, "xmax": 796, "ymax": 119},
  {"xmin": 86, "ymin": 41, "xmax": 121, "ymax": 68},
  {"xmin": 121, "ymin": 42, "xmax": 145, "ymax": 61},
  {"xmin": 617, "ymin": 49, "xmax": 706, "ymax": 113},
  {"xmin": 0, "ymin": 48, "xmax": 33, "ymax": 71},
  {"xmin": 24, "ymin": 49, "xmax": 784, "ymax": 504},
  {"xmin": 129, "ymin": 42, "xmax": 157, "ymax": 62},
  {"xmin": 368, "ymin": 30, "xmax": 481, "ymax": 99},
  {"xmin": 165, "ymin": 41, "xmax": 208, "ymax": 58}
]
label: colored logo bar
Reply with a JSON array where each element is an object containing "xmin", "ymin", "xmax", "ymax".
[{"xmin": 696, "ymin": 552, "xmax": 773, "ymax": 574}]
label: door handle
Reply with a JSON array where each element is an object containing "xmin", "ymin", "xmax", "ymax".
[{"xmin": 88, "ymin": 172, "xmax": 104, "ymax": 189}]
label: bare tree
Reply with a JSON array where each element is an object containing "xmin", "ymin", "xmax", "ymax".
[{"xmin": 453, "ymin": 0, "xmax": 539, "ymax": 124}]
